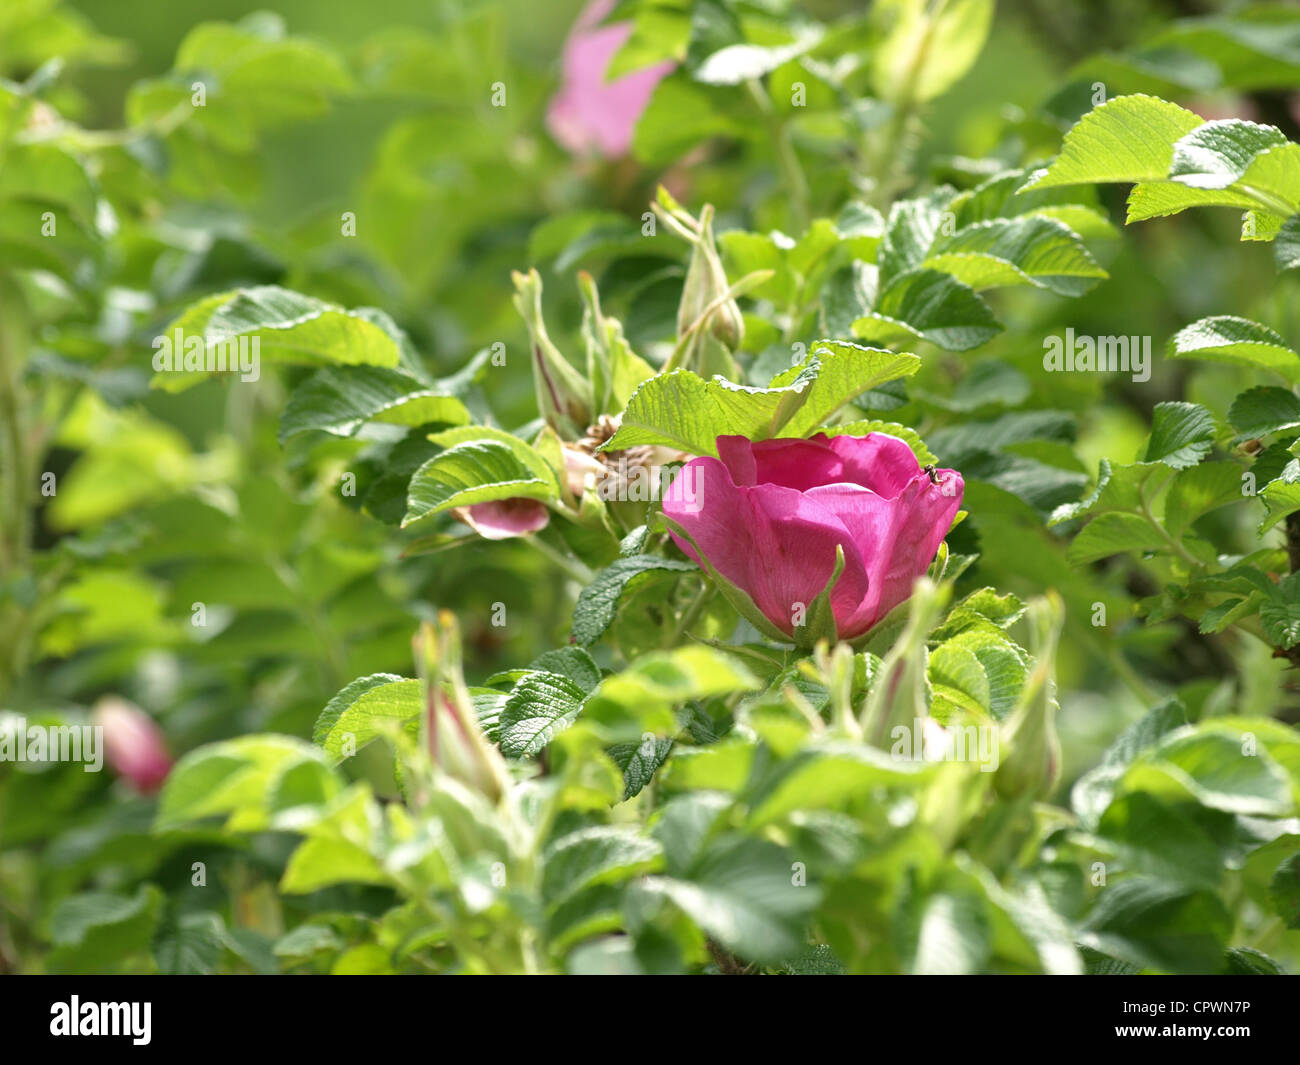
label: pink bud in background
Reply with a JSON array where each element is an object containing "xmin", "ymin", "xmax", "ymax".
[
  {"xmin": 94, "ymin": 696, "xmax": 172, "ymax": 793},
  {"xmin": 547, "ymin": 0, "xmax": 675, "ymax": 159},
  {"xmin": 663, "ymin": 434, "xmax": 964, "ymax": 641},
  {"xmin": 453, "ymin": 498, "xmax": 550, "ymax": 540}
]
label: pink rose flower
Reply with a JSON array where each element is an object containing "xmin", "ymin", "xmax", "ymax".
[
  {"xmin": 547, "ymin": 0, "xmax": 675, "ymax": 159},
  {"xmin": 453, "ymin": 498, "xmax": 550, "ymax": 540},
  {"xmin": 94, "ymin": 697, "xmax": 172, "ymax": 793},
  {"xmin": 662, "ymin": 434, "xmax": 964, "ymax": 641}
]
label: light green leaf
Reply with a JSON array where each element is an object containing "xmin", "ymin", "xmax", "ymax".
[
  {"xmin": 924, "ymin": 215, "xmax": 1107, "ymax": 297},
  {"xmin": 1228, "ymin": 385, "xmax": 1300, "ymax": 438},
  {"xmin": 1024, "ymin": 94, "xmax": 1203, "ymax": 190},
  {"xmin": 1168, "ymin": 316, "xmax": 1300, "ymax": 382},
  {"xmin": 152, "ymin": 286, "xmax": 403, "ymax": 392},
  {"xmin": 312, "ymin": 673, "xmax": 422, "ymax": 761},
  {"xmin": 542, "ymin": 826, "xmax": 661, "ymax": 904},
  {"xmin": 1142, "ymin": 401, "xmax": 1216, "ymax": 469},
  {"xmin": 403, "ymin": 427, "xmax": 559, "ymax": 528},
  {"xmin": 280, "ymin": 367, "xmax": 470, "ymax": 442},
  {"xmin": 603, "ymin": 365, "xmax": 817, "ymax": 456},
  {"xmin": 770, "ymin": 341, "xmax": 921, "ymax": 437}
]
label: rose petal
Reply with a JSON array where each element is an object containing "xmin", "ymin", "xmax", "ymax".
[
  {"xmin": 826, "ymin": 432, "xmax": 923, "ymax": 498},
  {"xmin": 455, "ymin": 498, "xmax": 550, "ymax": 540},
  {"xmin": 806, "ymin": 469, "xmax": 963, "ymax": 636},
  {"xmin": 546, "ymin": 0, "xmax": 675, "ymax": 159},
  {"xmin": 716, "ymin": 434, "xmax": 845, "ymax": 492}
]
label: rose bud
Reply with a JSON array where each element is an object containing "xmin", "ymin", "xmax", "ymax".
[
  {"xmin": 995, "ymin": 593, "xmax": 1065, "ymax": 801},
  {"xmin": 453, "ymin": 498, "xmax": 550, "ymax": 540},
  {"xmin": 414, "ymin": 613, "xmax": 511, "ymax": 804},
  {"xmin": 546, "ymin": 0, "xmax": 674, "ymax": 159},
  {"xmin": 662, "ymin": 433, "xmax": 963, "ymax": 646},
  {"xmin": 93, "ymin": 696, "xmax": 172, "ymax": 793},
  {"xmin": 512, "ymin": 269, "xmax": 593, "ymax": 440}
]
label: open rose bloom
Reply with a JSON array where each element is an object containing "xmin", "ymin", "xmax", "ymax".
[
  {"xmin": 662, "ymin": 434, "xmax": 964, "ymax": 643},
  {"xmin": 547, "ymin": 0, "xmax": 675, "ymax": 159}
]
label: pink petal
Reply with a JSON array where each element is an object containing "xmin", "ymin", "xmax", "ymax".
[
  {"xmin": 664, "ymin": 457, "xmax": 870, "ymax": 637},
  {"xmin": 95, "ymin": 698, "xmax": 172, "ymax": 794},
  {"xmin": 806, "ymin": 469, "xmax": 963, "ymax": 637},
  {"xmin": 546, "ymin": 0, "xmax": 675, "ymax": 159},
  {"xmin": 716, "ymin": 434, "xmax": 846, "ymax": 492},
  {"xmin": 826, "ymin": 432, "xmax": 924, "ymax": 498},
  {"xmin": 455, "ymin": 498, "xmax": 550, "ymax": 540}
]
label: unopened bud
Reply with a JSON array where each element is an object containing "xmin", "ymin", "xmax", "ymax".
[
  {"xmin": 94, "ymin": 696, "xmax": 172, "ymax": 793},
  {"xmin": 512, "ymin": 269, "xmax": 593, "ymax": 439},
  {"xmin": 994, "ymin": 593, "xmax": 1064, "ymax": 800},
  {"xmin": 414, "ymin": 613, "xmax": 511, "ymax": 804}
]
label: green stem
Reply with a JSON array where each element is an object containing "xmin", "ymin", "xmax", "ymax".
[
  {"xmin": 530, "ymin": 535, "xmax": 594, "ymax": 584},
  {"xmin": 745, "ymin": 78, "xmax": 810, "ymax": 231},
  {"xmin": 667, "ymin": 581, "xmax": 715, "ymax": 647}
]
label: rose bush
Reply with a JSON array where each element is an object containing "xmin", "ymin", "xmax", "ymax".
[{"xmin": 2, "ymin": 0, "xmax": 1300, "ymax": 980}]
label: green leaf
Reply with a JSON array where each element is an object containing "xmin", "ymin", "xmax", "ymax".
[
  {"xmin": 1168, "ymin": 316, "xmax": 1300, "ymax": 382},
  {"xmin": 497, "ymin": 671, "xmax": 588, "ymax": 757},
  {"xmin": 403, "ymin": 427, "xmax": 559, "ymax": 528},
  {"xmin": 157, "ymin": 735, "xmax": 331, "ymax": 831},
  {"xmin": 1080, "ymin": 878, "xmax": 1231, "ymax": 974},
  {"xmin": 572, "ymin": 555, "xmax": 697, "ymax": 647},
  {"xmin": 693, "ymin": 28, "xmax": 823, "ymax": 85},
  {"xmin": 640, "ymin": 835, "xmax": 818, "ymax": 964},
  {"xmin": 1066, "ymin": 512, "xmax": 1166, "ymax": 565},
  {"xmin": 542, "ymin": 826, "xmax": 661, "ymax": 905},
  {"xmin": 896, "ymin": 880, "xmax": 990, "ymax": 975},
  {"xmin": 1277, "ymin": 214, "xmax": 1300, "ymax": 272},
  {"xmin": 603, "ymin": 365, "xmax": 817, "ymax": 456},
  {"xmin": 1050, "ymin": 459, "xmax": 1161, "ymax": 525},
  {"xmin": 609, "ymin": 737, "xmax": 674, "ymax": 800},
  {"xmin": 872, "ymin": 0, "xmax": 994, "ymax": 103},
  {"xmin": 1025, "ymin": 94, "xmax": 1203, "ymax": 190},
  {"xmin": 1072, "ymin": 700, "xmax": 1188, "ymax": 827},
  {"xmin": 1130, "ymin": 728, "xmax": 1294, "ymax": 816},
  {"xmin": 153, "ymin": 911, "xmax": 226, "ymax": 976},
  {"xmin": 770, "ymin": 342, "xmax": 921, "ymax": 437},
  {"xmin": 1228, "ymin": 386, "xmax": 1300, "ymax": 438},
  {"xmin": 1164, "ymin": 462, "xmax": 1246, "ymax": 536},
  {"xmin": 280, "ymin": 367, "xmax": 470, "ymax": 442},
  {"xmin": 0, "ymin": 143, "xmax": 98, "ymax": 227},
  {"xmin": 1260, "ymin": 459, "xmax": 1300, "ymax": 533},
  {"xmin": 1223, "ymin": 947, "xmax": 1286, "ymax": 975},
  {"xmin": 924, "ymin": 215, "xmax": 1107, "ymax": 297},
  {"xmin": 929, "ymin": 627, "xmax": 1029, "ymax": 721},
  {"xmin": 581, "ymin": 645, "xmax": 760, "ymax": 740},
  {"xmin": 280, "ymin": 787, "xmax": 388, "ymax": 893},
  {"xmin": 855, "ymin": 269, "xmax": 1002, "ymax": 352},
  {"xmin": 1142, "ymin": 401, "xmax": 1216, "ymax": 469},
  {"xmin": 48, "ymin": 885, "xmax": 163, "ymax": 974},
  {"xmin": 1096, "ymin": 792, "xmax": 1224, "ymax": 889},
  {"xmin": 312, "ymin": 673, "xmax": 422, "ymax": 761},
  {"xmin": 152, "ymin": 286, "xmax": 403, "ymax": 392},
  {"xmin": 748, "ymin": 743, "xmax": 927, "ymax": 826},
  {"xmin": 1268, "ymin": 853, "xmax": 1300, "ymax": 929}
]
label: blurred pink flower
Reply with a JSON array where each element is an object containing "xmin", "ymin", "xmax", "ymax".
[
  {"xmin": 454, "ymin": 498, "xmax": 550, "ymax": 539},
  {"xmin": 547, "ymin": 0, "xmax": 675, "ymax": 159},
  {"xmin": 663, "ymin": 434, "xmax": 964, "ymax": 641},
  {"xmin": 95, "ymin": 697, "xmax": 172, "ymax": 794}
]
